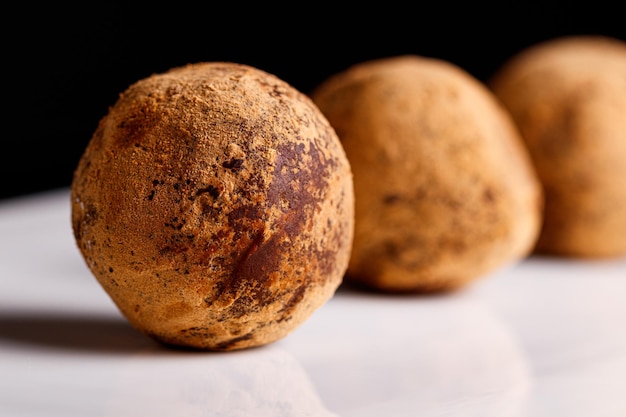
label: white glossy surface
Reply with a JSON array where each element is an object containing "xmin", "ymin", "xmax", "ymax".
[{"xmin": 1, "ymin": 189, "xmax": 625, "ymax": 417}]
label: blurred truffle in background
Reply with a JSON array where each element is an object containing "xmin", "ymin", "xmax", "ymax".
[
  {"xmin": 311, "ymin": 55, "xmax": 543, "ymax": 292},
  {"xmin": 490, "ymin": 35, "xmax": 626, "ymax": 258}
]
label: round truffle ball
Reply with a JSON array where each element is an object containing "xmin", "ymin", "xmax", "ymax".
[
  {"xmin": 311, "ymin": 55, "xmax": 542, "ymax": 292},
  {"xmin": 490, "ymin": 35, "xmax": 626, "ymax": 258},
  {"xmin": 71, "ymin": 62, "xmax": 354, "ymax": 351}
]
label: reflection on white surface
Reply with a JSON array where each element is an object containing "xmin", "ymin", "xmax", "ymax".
[
  {"xmin": 105, "ymin": 348, "xmax": 337, "ymax": 417},
  {"xmin": 0, "ymin": 324, "xmax": 335, "ymax": 417},
  {"xmin": 478, "ymin": 258, "xmax": 626, "ymax": 417},
  {"xmin": 1, "ymin": 189, "xmax": 626, "ymax": 417},
  {"xmin": 289, "ymin": 289, "xmax": 531, "ymax": 417}
]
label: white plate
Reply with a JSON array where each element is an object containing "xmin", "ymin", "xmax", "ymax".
[{"xmin": 1, "ymin": 190, "xmax": 625, "ymax": 417}]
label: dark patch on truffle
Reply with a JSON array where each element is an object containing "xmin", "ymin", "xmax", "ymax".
[
  {"xmin": 216, "ymin": 228, "xmax": 282, "ymax": 317},
  {"xmin": 384, "ymin": 194, "xmax": 401, "ymax": 204},
  {"xmin": 197, "ymin": 185, "xmax": 220, "ymax": 200},
  {"xmin": 227, "ymin": 205, "xmax": 266, "ymax": 238},
  {"xmin": 112, "ymin": 103, "xmax": 158, "ymax": 149},
  {"xmin": 216, "ymin": 139, "xmax": 343, "ymax": 318},
  {"xmin": 267, "ymin": 141, "xmax": 330, "ymax": 213},
  {"xmin": 215, "ymin": 332, "xmax": 254, "ymax": 350},
  {"xmin": 222, "ymin": 158, "xmax": 244, "ymax": 171},
  {"xmin": 277, "ymin": 284, "xmax": 306, "ymax": 321},
  {"xmin": 483, "ymin": 188, "xmax": 496, "ymax": 203}
]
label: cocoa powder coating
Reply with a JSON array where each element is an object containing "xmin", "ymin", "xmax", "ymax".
[
  {"xmin": 71, "ymin": 62, "xmax": 354, "ymax": 351},
  {"xmin": 490, "ymin": 36, "xmax": 626, "ymax": 258},
  {"xmin": 311, "ymin": 55, "xmax": 543, "ymax": 292}
]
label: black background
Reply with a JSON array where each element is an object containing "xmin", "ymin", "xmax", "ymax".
[{"xmin": 5, "ymin": 5, "xmax": 625, "ymax": 201}]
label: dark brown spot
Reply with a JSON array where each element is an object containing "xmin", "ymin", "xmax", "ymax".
[
  {"xmin": 215, "ymin": 332, "xmax": 254, "ymax": 350},
  {"xmin": 215, "ymin": 229, "xmax": 282, "ymax": 317},
  {"xmin": 197, "ymin": 185, "xmax": 220, "ymax": 199},
  {"xmin": 227, "ymin": 205, "xmax": 266, "ymax": 238},
  {"xmin": 113, "ymin": 106, "xmax": 159, "ymax": 149},
  {"xmin": 222, "ymin": 158, "xmax": 244, "ymax": 171},
  {"xmin": 277, "ymin": 284, "xmax": 306, "ymax": 321},
  {"xmin": 384, "ymin": 194, "xmax": 401, "ymax": 204},
  {"xmin": 267, "ymin": 141, "xmax": 330, "ymax": 213},
  {"xmin": 483, "ymin": 188, "xmax": 495, "ymax": 203}
]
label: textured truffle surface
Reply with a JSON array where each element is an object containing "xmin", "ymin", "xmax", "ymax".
[
  {"xmin": 71, "ymin": 62, "xmax": 354, "ymax": 351},
  {"xmin": 311, "ymin": 55, "xmax": 542, "ymax": 292},
  {"xmin": 490, "ymin": 36, "xmax": 626, "ymax": 258}
]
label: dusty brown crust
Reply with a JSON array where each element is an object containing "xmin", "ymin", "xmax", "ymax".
[
  {"xmin": 71, "ymin": 62, "xmax": 354, "ymax": 350},
  {"xmin": 311, "ymin": 55, "xmax": 542, "ymax": 292},
  {"xmin": 490, "ymin": 36, "xmax": 626, "ymax": 258}
]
